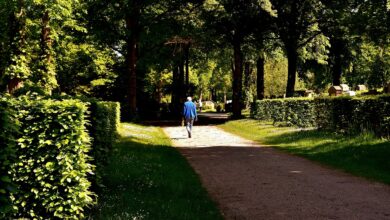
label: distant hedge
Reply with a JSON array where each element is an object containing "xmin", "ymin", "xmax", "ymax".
[
  {"xmin": 315, "ymin": 96, "xmax": 390, "ymax": 137},
  {"xmin": 0, "ymin": 96, "xmax": 120, "ymax": 219},
  {"xmin": 251, "ymin": 95, "xmax": 390, "ymax": 137},
  {"xmin": 251, "ymin": 98, "xmax": 316, "ymax": 128}
]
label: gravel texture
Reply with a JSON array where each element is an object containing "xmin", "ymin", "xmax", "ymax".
[{"xmin": 163, "ymin": 125, "xmax": 390, "ymax": 220}]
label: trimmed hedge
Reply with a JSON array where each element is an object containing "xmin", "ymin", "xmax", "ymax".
[
  {"xmin": 315, "ymin": 95, "xmax": 390, "ymax": 137},
  {"xmin": 0, "ymin": 98, "xmax": 19, "ymax": 217},
  {"xmin": 251, "ymin": 98, "xmax": 316, "ymax": 128},
  {"xmin": 251, "ymin": 95, "xmax": 390, "ymax": 137},
  {"xmin": 0, "ymin": 97, "xmax": 95, "ymax": 219},
  {"xmin": 87, "ymin": 100, "xmax": 120, "ymax": 188},
  {"xmin": 0, "ymin": 96, "xmax": 120, "ymax": 219},
  {"xmin": 50, "ymin": 95, "xmax": 121, "ymax": 187}
]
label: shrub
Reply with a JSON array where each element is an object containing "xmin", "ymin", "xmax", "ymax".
[
  {"xmin": 8, "ymin": 97, "xmax": 95, "ymax": 219},
  {"xmin": 314, "ymin": 95, "xmax": 390, "ymax": 136},
  {"xmin": 251, "ymin": 98, "xmax": 316, "ymax": 128},
  {"xmin": 0, "ymin": 97, "xmax": 19, "ymax": 218},
  {"xmin": 252, "ymin": 95, "xmax": 390, "ymax": 137},
  {"xmin": 315, "ymin": 96, "xmax": 354, "ymax": 132},
  {"xmin": 379, "ymin": 96, "xmax": 390, "ymax": 137},
  {"xmin": 87, "ymin": 100, "xmax": 120, "ymax": 187}
]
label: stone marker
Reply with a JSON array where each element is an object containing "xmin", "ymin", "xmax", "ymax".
[
  {"xmin": 340, "ymin": 84, "xmax": 350, "ymax": 92},
  {"xmin": 328, "ymin": 86, "xmax": 343, "ymax": 96},
  {"xmin": 355, "ymin": 85, "xmax": 367, "ymax": 91}
]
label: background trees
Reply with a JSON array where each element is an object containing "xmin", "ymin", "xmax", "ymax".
[{"xmin": 1, "ymin": 0, "xmax": 389, "ymax": 118}]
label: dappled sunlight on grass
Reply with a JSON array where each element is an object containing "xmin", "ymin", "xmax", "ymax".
[
  {"xmin": 219, "ymin": 119, "xmax": 390, "ymax": 184},
  {"xmin": 118, "ymin": 123, "xmax": 171, "ymax": 146},
  {"xmin": 91, "ymin": 123, "xmax": 222, "ymax": 220}
]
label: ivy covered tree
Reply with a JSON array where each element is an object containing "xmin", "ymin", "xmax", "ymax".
[{"xmin": 0, "ymin": 0, "xmax": 30, "ymax": 93}]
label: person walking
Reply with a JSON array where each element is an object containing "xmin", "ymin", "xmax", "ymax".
[
  {"xmin": 198, "ymin": 99, "xmax": 203, "ymax": 112},
  {"xmin": 183, "ymin": 96, "xmax": 197, "ymax": 138}
]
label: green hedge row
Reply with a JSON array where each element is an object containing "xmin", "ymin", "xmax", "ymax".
[
  {"xmin": 251, "ymin": 98, "xmax": 316, "ymax": 128},
  {"xmin": 87, "ymin": 100, "xmax": 120, "ymax": 188},
  {"xmin": 0, "ymin": 98, "xmax": 18, "ymax": 218},
  {"xmin": 251, "ymin": 95, "xmax": 390, "ymax": 137},
  {"xmin": 315, "ymin": 96, "xmax": 390, "ymax": 136},
  {"xmin": 0, "ymin": 96, "xmax": 120, "ymax": 219}
]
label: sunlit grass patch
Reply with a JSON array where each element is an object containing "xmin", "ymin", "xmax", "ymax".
[
  {"xmin": 219, "ymin": 119, "xmax": 390, "ymax": 184},
  {"xmin": 91, "ymin": 123, "xmax": 222, "ymax": 220}
]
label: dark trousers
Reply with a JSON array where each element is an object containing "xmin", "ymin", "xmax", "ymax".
[{"xmin": 185, "ymin": 118, "xmax": 194, "ymax": 135}]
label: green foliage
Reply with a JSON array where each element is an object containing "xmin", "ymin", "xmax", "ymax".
[
  {"xmin": 264, "ymin": 51, "xmax": 287, "ymax": 97},
  {"xmin": 252, "ymin": 98, "xmax": 316, "ymax": 127},
  {"xmin": 86, "ymin": 100, "xmax": 120, "ymax": 188},
  {"xmin": 315, "ymin": 95, "xmax": 390, "ymax": 137},
  {"xmin": 0, "ymin": 97, "xmax": 19, "ymax": 218},
  {"xmin": 252, "ymin": 95, "xmax": 390, "ymax": 137},
  {"xmin": 2, "ymin": 97, "xmax": 95, "ymax": 219},
  {"xmin": 91, "ymin": 123, "xmax": 223, "ymax": 219},
  {"xmin": 56, "ymin": 43, "xmax": 117, "ymax": 97},
  {"xmin": 347, "ymin": 42, "xmax": 390, "ymax": 88}
]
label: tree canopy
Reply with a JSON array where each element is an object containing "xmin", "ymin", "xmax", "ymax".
[{"xmin": 1, "ymin": 0, "xmax": 389, "ymax": 118}]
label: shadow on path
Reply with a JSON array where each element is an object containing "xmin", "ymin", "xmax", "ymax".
[
  {"xmin": 179, "ymin": 145, "xmax": 390, "ymax": 220},
  {"xmin": 163, "ymin": 125, "xmax": 390, "ymax": 220},
  {"xmin": 143, "ymin": 112, "xmax": 230, "ymax": 127}
]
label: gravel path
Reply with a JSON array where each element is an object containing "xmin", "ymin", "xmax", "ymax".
[{"xmin": 163, "ymin": 125, "xmax": 390, "ymax": 220}]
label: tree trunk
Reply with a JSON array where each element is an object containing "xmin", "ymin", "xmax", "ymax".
[
  {"xmin": 244, "ymin": 62, "xmax": 251, "ymax": 88},
  {"xmin": 39, "ymin": 9, "xmax": 57, "ymax": 94},
  {"xmin": 125, "ymin": 11, "xmax": 139, "ymax": 116},
  {"xmin": 244, "ymin": 62, "xmax": 252, "ymax": 108},
  {"xmin": 232, "ymin": 37, "xmax": 243, "ymax": 118},
  {"xmin": 7, "ymin": 0, "xmax": 26, "ymax": 93},
  {"xmin": 179, "ymin": 54, "xmax": 185, "ymax": 101},
  {"xmin": 41, "ymin": 10, "xmax": 51, "ymax": 64},
  {"xmin": 286, "ymin": 46, "xmax": 298, "ymax": 97},
  {"xmin": 185, "ymin": 43, "xmax": 190, "ymax": 92},
  {"xmin": 331, "ymin": 39, "xmax": 342, "ymax": 86},
  {"xmin": 172, "ymin": 64, "xmax": 179, "ymax": 106},
  {"xmin": 256, "ymin": 56, "xmax": 265, "ymax": 100}
]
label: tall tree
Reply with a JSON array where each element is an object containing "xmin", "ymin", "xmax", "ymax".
[
  {"xmin": 271, "ymin": 0, "xmax": 327, "ymax": 97},
  {"xmin": 203, "ymin": 0, "xmax": 275, "ymax": 118},
  {"xmin": 319, "ymin": 0, "xmax": 357, "ymax": 86},
  {"xmin": 0, "ymin": 0, "xmax": 30, "ymax": 93},
  {"xmin": 87, "ymin": 0, "xmax": 198, "ymax": 117}
]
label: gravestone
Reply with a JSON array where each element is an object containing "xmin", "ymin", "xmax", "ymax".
[
  {"xmin": 328, "ymin": 86, "xmax": 343, "ymax": 96},
  {"xmin": 355, "ymin": 85, "xmax": 367, "ymax": 91},
  {"xmin": 340, "ymin": 84, "xmax": 350, "ymax": 92}
]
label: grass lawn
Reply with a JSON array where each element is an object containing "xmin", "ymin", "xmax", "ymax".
[
  {"xmin": 219, "ymin": 119, "xmax": 390, "ymax": 185},
  {"xmin": 90, "ymin": 123, "xmax": 222, "ymax": 220}
]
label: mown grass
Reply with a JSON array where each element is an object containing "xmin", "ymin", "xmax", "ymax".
[
  {"xmin": 219, "ymin": 119, "xmax": 390, "ymax": 184},
  {"xmin": 91, "ymin": 123, "xmax": 222, "ymax": 220}
]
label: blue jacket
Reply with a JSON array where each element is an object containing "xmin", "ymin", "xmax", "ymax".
[{"xmin": 183, "ymin": 101, "xmax": 197, "ymax": 119}]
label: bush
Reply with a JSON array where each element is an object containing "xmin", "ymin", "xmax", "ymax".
[
  {"xmin": 0, "ymin": 97, "xmax": 19, "ymax": 218},
  {"xmin": 51, "ymin": 96, "xmax": 120, "ymax": 174},
  {"xmin": 87, "ymin": 100, "xmax": 120, "ymax": 187},
  {"xmin": 315, "ymin": 96, "xmax": 354, "ymax": 132},
  {"xmin": 316, "ymin": 95, "xmax": 390, "ymax": 137},
  {"xmin": 7, "ymin": 97, "xmax": 95, "ymax": 219},
  {"xmin": 379, "ymin": 96, "xmax": 390, "ymax": 137},
  {"xmin": 251, "ymin": 98, "xmax": 316, "ymax": 128},
  {"xmin": 252, "ymin": 95, "xmax": 390, "ymax": 137},
  {"xmin": 216, "ymin": 103, "xmax": 224, "ymax": 112}
]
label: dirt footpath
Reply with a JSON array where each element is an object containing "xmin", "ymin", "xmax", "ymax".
[{"xmin": 163, "ymin": 126, "xmax": 390, "ymax": 220}]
